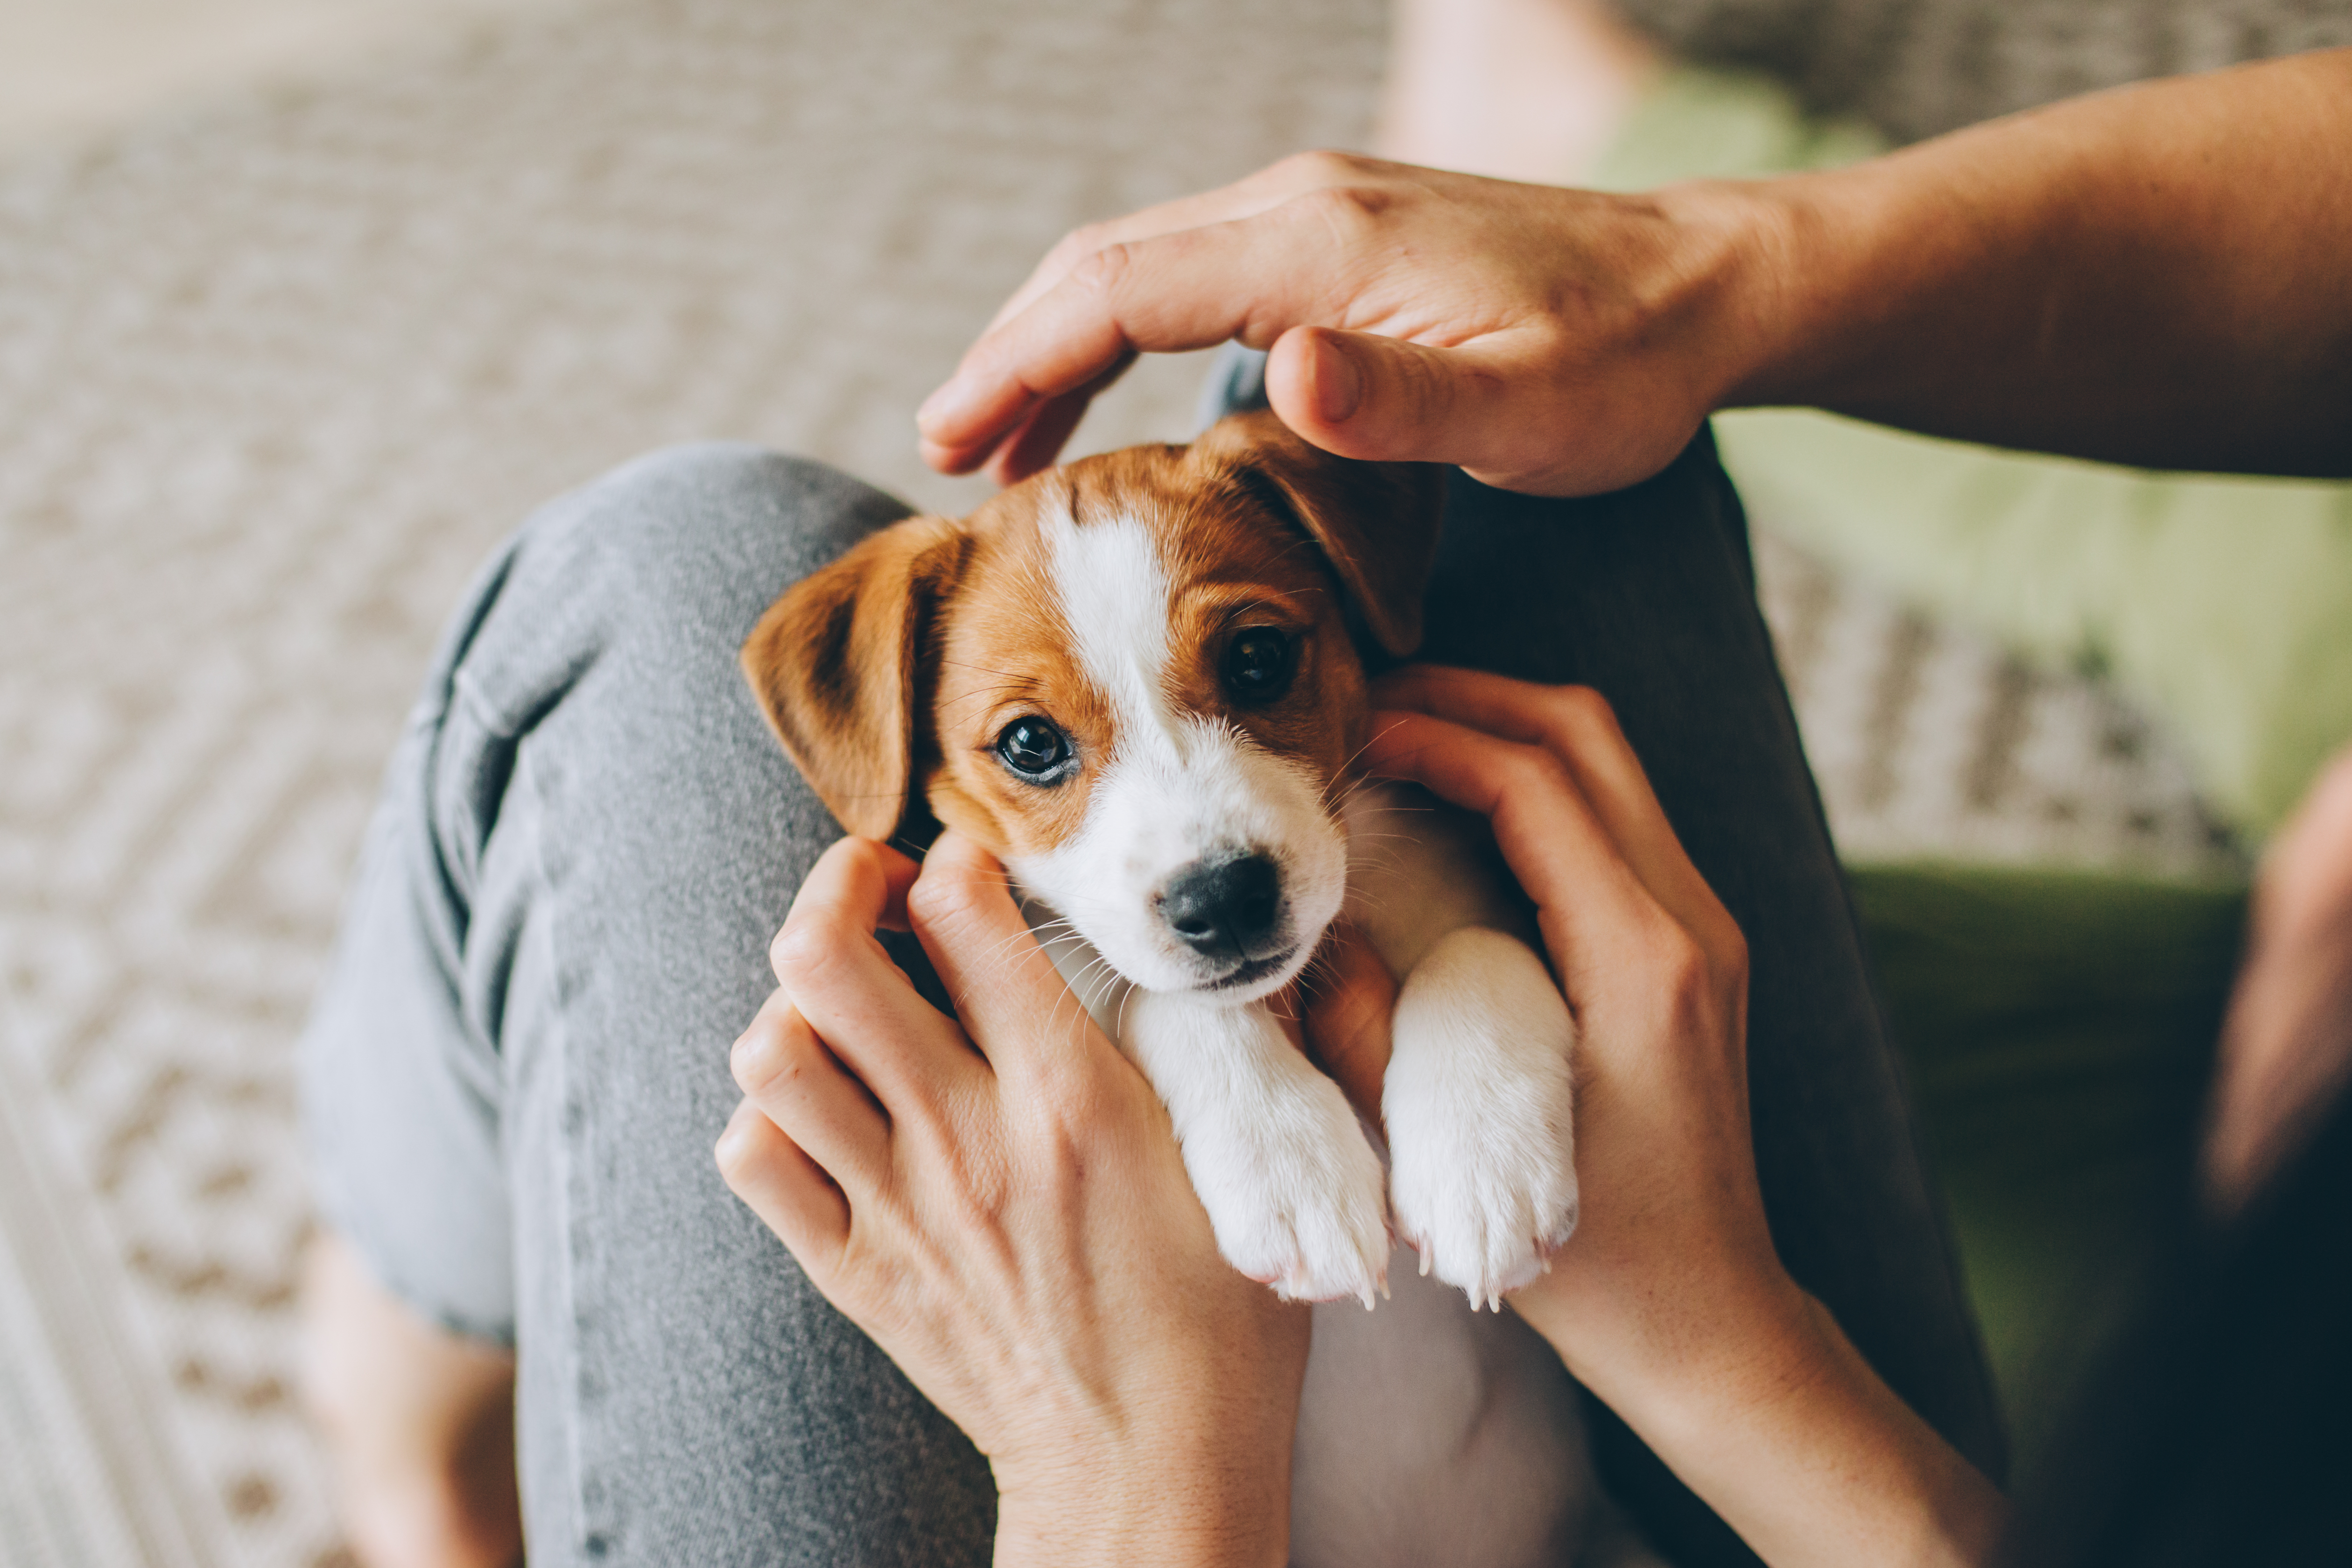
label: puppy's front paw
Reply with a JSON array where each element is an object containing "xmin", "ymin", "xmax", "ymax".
[
  {"xmin": 1384, "ymin": 927, "xmax": 1579, "ymax": 1308},
  {"xmin": 1188, "ymin": 1069, "xmax": 1391, "ymax": 1305},
  {"xmin": 1124, "ymin": 991, "xmax": 1390, "ymax": 1304}
]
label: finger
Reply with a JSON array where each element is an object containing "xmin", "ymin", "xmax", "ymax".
[
  {"xmin": 916, "ymin": 204, "xmax": 1358, "ymax": 464},
  {"xmin": 980, "ymin": 160, "xmax": 1334, "ymax": 335},
  {"xmin": 1301, "ymin": 919, "xmax": 1396, "ymax": 1128},
  {"xmin": 905, "ymin": 829, "xmax": 1106, "ymax": 1074},
  {"xmin": 1370, "ymin": 670, "xmax": 1736, "ymax": 965},
  {"xmin": 1361, "ymin": 709, "xmax": 1686, "ymax": 988},
  {"xmin": 715, "ymin": 1099, "xmax": 850, "ymax": 1268},
  {"xmin": 730, "ymin": 989, "xmax": 892, "ymax": 1195},
  {"xmin": 772, "ymin": 837, "xmax": 983, "ymax": 1111},
  {"xmin": 981, "ymin": 354, "xmax": 1135, "ymax": 485}
]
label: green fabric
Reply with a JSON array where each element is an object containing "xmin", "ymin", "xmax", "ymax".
[
  {"xmin": 1849, "ymin": 863, "xmax": 2245, "ymax": 1470},
  {"xmin": 1591, "ymin": 70, "xmax": 2352, "ymax": 837}
]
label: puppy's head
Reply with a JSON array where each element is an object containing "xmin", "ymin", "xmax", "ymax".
[{"xmin": 743, "ymin": 410, "xmax": 1445, "ymax": 1002}]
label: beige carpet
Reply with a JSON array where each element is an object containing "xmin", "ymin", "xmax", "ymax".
[{"xmin": 0, "ymin": 1, "xmax": 2238, "ymax": 1564}]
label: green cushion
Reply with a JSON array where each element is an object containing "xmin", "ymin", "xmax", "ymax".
[
  {"xmin": 1849, "ymin": 863, "xmax": 2244, "ymax": 1470},
  {"xmin": 1592, "ymin": 70, "xmax": 2352, "ymax": 837}
]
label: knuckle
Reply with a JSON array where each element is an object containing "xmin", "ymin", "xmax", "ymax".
[
  {"xmin": 1046, "ymin": 221, "xmax": 1108, "ymax": 273},
  {"xmin": 1553, "ymin": 683, "xmax": 1616, "ymax": 727},
  {"xmin": 1066, "ymin": 241, "xmax": 1137, "ymax": 301},
  {"xmin": 1289, "ymin": 180, "xmax": 1391, "ymax": 235},
  {"xmin": 1708, "ymin": 918, "xmax": 1751, "ymax": 997},
  {"xmin": 1632, "ymin": 917, "xmax": 1711, "ymax": 999},
  {"xmin": 1280, "ymin": 147, "xmax": 1372, "ymax": 185},
  {"xmin": 767, "ymin": 920, "xmax": 840, "ymax": 990},
  {"xmin": 713, "ymin": 1113, "xmax": 768, "ymax": 1182},
  {"xmin": 837, "ymin": 835, "xmax": 892, "ymax": 881},
  {"xmin": 713, "ymin": 1135, "xmax": 748, "ymax": 1184},
  {"xmin": 1499, "ymin": 743, "xmax": 1573, "ymax": 801},
  {"xmin": 903, "ymin": 867, "xmax": 981, "ymax": 933}
]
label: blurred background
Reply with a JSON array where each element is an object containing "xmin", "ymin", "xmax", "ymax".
[{"xmin": 1, "ymin": 1, "xmax": 2345, "ymax": 1564}]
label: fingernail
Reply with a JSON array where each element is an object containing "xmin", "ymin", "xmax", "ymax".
[{"xmin": 1311, "ymin": 334, "xmax": 1362, "ymax": 425}]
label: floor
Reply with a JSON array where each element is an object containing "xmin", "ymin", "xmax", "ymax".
[{"xmin": 0, "ymin": 0, "xmax": 576, "ymax": 151}]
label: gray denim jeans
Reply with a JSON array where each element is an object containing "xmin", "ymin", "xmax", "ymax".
[{"xmin": 301, "ymin": 401, "xmax": 2004, "ymax": 1566}]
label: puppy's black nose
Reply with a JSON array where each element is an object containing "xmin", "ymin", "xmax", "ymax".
[{"xmin": 1160, "ymin": 853, "xmax": 1283, "ymax": 960}]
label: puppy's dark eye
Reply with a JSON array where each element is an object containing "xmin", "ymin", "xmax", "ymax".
[
  {"xmin": 995, "ymin": 717, "xmax": 1072, "ymax": 780},
  {"xmin": 1223, "ymin": 628, "xmax": 1295, "ymax": 703}
]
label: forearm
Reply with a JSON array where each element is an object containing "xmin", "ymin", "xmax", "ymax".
[
  {"xmin": 1700, "ymin": 49, "xmax": 2352, "ymax": 476},
  {"xmin": 1521, "ymin": 1276, "xmax": 2007, "ymax": 1568}
]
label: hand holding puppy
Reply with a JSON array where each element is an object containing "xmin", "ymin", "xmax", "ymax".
[
  {"xmin": 1366, "ymin": 667, "xmax": 2006, "ymax": 1568},
  {"xmin": 718, "ymin": 832, "xmax": 1307, "ymax": 1568}
]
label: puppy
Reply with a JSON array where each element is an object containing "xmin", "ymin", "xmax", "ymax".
[{"xmin": 744, "ymin": 412, "xmax": 1632, "ymax": 1567}]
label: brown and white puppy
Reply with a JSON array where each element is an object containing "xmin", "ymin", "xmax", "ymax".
[{"xmin": 745, "ymin": 413, "xmax": 1617, "ymax": 1567}]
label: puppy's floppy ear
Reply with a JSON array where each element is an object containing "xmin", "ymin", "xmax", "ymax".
[
  {"xmin": 1194, "ymin": 409, "xmax": 1447, "ymax": 656},
  {"xmin": 740, "ymin": 514, "xmax": 969, "ymax": 841}
]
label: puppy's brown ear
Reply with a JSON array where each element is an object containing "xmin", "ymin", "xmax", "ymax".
[
  {"xmin": 1194, "ymin": 409, "xmax": 1447, "ymax": 656},
  {"xmin": 740, "ymin": 515, "xmax": 969, "ymax": 841}
]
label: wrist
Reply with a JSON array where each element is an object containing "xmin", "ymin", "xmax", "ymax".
[
  {"xmin": 1519, "ymin": 1251, "xmax": 1831, "ymax": 1446},
  {"xmin": 1649, "ymin": 173, "xmax": 1828, "ymax": 416},
  {"xmin": 990, "ymin": 1402, "xmax": 1293, "ymax": 1568},
  {"xmin": 1637, "ymin": 175, "xmax": 1816, "ymax": 421},
  {"xmin": 993, "ymin": 1457, "xmax": 1289, "ymax": 1568}
]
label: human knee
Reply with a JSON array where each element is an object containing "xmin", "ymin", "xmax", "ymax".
[{"xmin": 550, "ymin": 442, "xmax": 910, "ymax": 610}]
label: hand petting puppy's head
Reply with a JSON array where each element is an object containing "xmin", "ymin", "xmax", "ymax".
[{"xmin": 743, "ymin": 410, "xmax": 1446, "ymax": 1002}]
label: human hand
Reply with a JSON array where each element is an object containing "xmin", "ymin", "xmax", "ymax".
[
  {"xmin": 915, "ymin": 153, "xmax": 1759, "ymax": 495},
  {"xmin": 716, "ymin": 831, "xmax": 1307, "ymax": 1568},
  {"xmin": 1364, "ymin": 666, "xmax": 2005, "ymax": 1568},
  {"xmin": 2208, "ymin": 741, "xmax": 2352, "ymax": 1210},
  {"xmin": 1361, "ymin": 667, "xmax": 1779, "ymax": 1388}
]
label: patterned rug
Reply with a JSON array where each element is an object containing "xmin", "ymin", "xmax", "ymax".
[{"xmin": 0, "ymin": 1, "xmax": 2238, "ymax": 1564}]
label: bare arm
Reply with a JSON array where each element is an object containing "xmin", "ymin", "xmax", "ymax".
[
  {"xmin": 1738, "ymin": 49, "xmax": 2352, "ymax": 476},
  {"xmin": 919, "ymin": 49, "xmax": 2352, "ymax": 492}
]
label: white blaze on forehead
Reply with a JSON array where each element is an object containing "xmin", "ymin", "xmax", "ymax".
[
  {"xmin": 1015, "ymin": 494, "xmax": 1349, "ymax": 1001},
  {"xmin": 1045, "ymin": 503, "xmax": 1182, "ymax": 757}
]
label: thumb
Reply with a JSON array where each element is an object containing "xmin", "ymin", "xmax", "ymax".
[
  {"xmin": 1262, "ymin": 325, "xmax": 1533, "ymax": 471},
  {"xmin": 906, "ymin": 830, "xmax": 1102, "ymax": 1069},
  {"xmin": 1263, "ymin": 324, "xmax": 1687, "ymax": 495}
]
